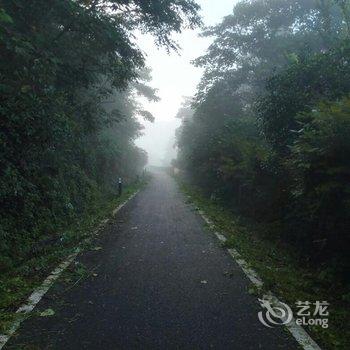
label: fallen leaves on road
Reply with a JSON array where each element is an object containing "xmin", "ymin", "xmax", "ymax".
[
  {"xmin": 40, "ymin": 308, "xmax": 55, "ymax": 317},
  {"xmin": 223, "ymin": 270, "xmax": 234, "ymax": 277}
]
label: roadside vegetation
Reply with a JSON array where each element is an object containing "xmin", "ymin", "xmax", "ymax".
[
  {"xmin": 175, "ymin": 1, "xmax": 350, "ymax": 349},
  {"xmin": 178, "ymin": 179, "xmax": 349, "ymax": 350},
  {"xmin": 0, "ymin": 177, "xmax": 148, "ymax": 334}
]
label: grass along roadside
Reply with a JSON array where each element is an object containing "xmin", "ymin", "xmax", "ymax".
[
  {"xmin": 0, "ymin": 177, "xmax": 148, "ymax": 334},
  {"xmin": 177, "ymin": 178, "xmax": 349, "ymax": 350}
]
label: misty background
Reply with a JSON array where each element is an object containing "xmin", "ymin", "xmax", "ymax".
[{"xmin": 136, "ymin": 0, "xmax": 236, "ymax": 166}]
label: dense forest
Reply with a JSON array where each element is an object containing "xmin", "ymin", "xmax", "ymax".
[
  {"xmin": 176, "ymin": 0, "xmax": 350, "ymax": 283},
  {"xmin": 0, "ymin": 0, "xmax": 200, "ymax": 272}
]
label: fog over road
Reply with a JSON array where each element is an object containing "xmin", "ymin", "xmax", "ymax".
[{"xmin": 7, "ymin": 171, "xmax": 298, "ymax": 349}]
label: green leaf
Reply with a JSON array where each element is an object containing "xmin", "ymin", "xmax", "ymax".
[
  {"xmin": 39, "ymin": 308, "xmax": 55, "ymax": 317},
  {"xmin": 0, "ymin": 9, "xmax": 13, "ymax": 23}
]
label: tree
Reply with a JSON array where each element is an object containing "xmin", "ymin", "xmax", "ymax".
[
  {"xmin": 0, "ymin": 0, "xmax": 201, "ymax": 269},
  {"xmin": 176, "ymin": 0, "xmax": 350, "ymax": 270}
]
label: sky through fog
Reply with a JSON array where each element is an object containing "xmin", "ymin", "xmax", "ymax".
[{"xmin": 136, "ymin": 0, "xmax": 237, "ymax": 166}]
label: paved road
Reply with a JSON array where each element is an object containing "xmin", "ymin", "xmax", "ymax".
[{"xmin": 7, "ymin": 171, "xmax": 298, "ymax": 349}]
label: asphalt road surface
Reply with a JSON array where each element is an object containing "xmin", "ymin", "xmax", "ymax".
[{"xmin": 6, "ymin": 170, "xmax": 299, "ymax": 349}]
